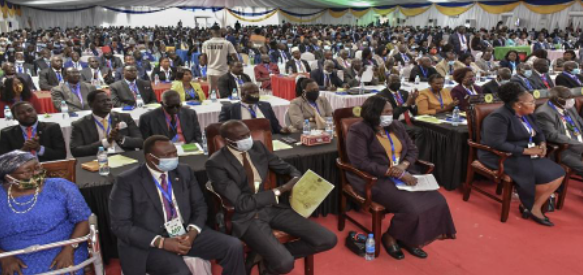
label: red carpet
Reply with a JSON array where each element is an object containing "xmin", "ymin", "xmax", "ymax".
[{"xmin": 106, "ymin": 180, "xmax": 583, "ymax": 275}]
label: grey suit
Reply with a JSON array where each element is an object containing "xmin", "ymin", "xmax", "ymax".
[
  {"xmin": 138, "ymin": 107, "xmax": 202, "ymax": 144},
  {"xmin": 109, "ymin": 79, "xmax": 157, "ymax": 107},
  {"xmin": 535, "ymin": 103, "xmax": 583, "ymax": 174},
  {"xmin": 510, "ymin": 74, "xmax": 535, "ymax": 92},
  {"xmin": 38, "ymin": 68, "xmax": 63, "ymax": 91},
  {"xmin": 80, "ymin": 67, "xmax": 115, "ymax": 85},
  {"xmin": 529, "ymin": 71, "xmax": 555, "ymax": 90},
  {"xmin": 475, "ymin": 59, "xmax": 496, "ymax": 73},
  {"xmin": 343, "ymin": 67, "xmax": 379, "ymax": 87},
  {"xmin": 51, "ymin": 82, "xmax": 96, "ymax": 112}
]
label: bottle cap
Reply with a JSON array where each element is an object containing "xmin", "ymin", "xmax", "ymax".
[{"xmin": 368, "ymin": 233, "xmax": 374, "ymax": 238}]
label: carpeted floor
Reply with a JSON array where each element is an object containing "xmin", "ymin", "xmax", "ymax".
[{"xmin": 105, "ymin": 180, "xmax": 583, "ymax": 275}]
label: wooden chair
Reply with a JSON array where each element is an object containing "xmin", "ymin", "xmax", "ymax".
[
  {"xmin": 333, "ymin": 108, "xmax": 435, "ymax": 257},
  {"xmin": 42, "ymin": 159, "xmax": 77, "ymax": 182},
  {"xmin": 204, "ymin": 118, "xmax": 314, "ymax": 275}
]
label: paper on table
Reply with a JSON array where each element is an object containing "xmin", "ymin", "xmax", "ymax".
[
  {"xmin": 176, "ymin": 143, "xmax": 204, "ymax": 156},
  {"xmin": 414, "ymin": 115, "xmax": 442, "ymax": 124},
  {"xmin": 107, "ymin": 154, "xmax": 138, "ymax": 168},
  {"xmin": 290, "ymin": 170, "xmax": 335, "ymax": 218},
  {"xmin": 146, "ymin": 103, "xmax": 161, "ymax": 109},
  {"xmin": 273, "ymin": 140, "xmax": 293, "ymax": 151},
  {"xmin": 396, "ymin": 174, "xmax": 440, "ymax": 192},
  {"xmin": 360, "ymin": 65, "xmax": 374, "ymax": 83}
]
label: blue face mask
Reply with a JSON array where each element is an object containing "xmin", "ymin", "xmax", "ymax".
[
  {"xmin": 448, "ymin": 61, "xmax": 455, "ymax": 66},
  {"xmin": 573, "ymin": 68, "xmax": 581, "ymax": 75},
  {"xmin": 151, "ymin": 154, "xmax": 179, "ymax": 172},
  {"xmin": 524, "ymin": 70, "xmax": 532, "ymax": 78}
]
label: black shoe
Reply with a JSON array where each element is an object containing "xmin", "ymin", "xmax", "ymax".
[
  {"xmin": 527, "ymin": 211, "xmax": 554, "ymax": 227},
  {"xmin": 245, "ymin": 251, "xmax": 262, "ymax": 275},
  {"xmin": 258, "ymin": 260, "xmax": 278, "ymax": 275},
  {"xmin": 381, "ymin": 233, "xmax": 404, "ymax": 260},
  {"xmin": 398, "ymin": 241, "xmax": 428, "ymax": 259},
  {"xmin": 519, "ymin": 205, "xmax": 529, "ymax": 219}
]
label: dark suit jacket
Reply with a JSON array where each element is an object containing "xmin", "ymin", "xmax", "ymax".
[
  {"xmin": 150, "ymin": 66, "xmax": 176, "ymax": 82},
  {"xmin": 529, "ymin": 71, "xmax": 555, "ymax": 90},
  {"xmin": 343, "ymin": 67, "xmax": 379, "ymax": 87},
  {"xmin": 510, "ymin": 75, "xmax": 536, "ymax": 92},
  {"xmin": 206, "ymin": 141, "xmax": 301, "ymax": 237},
  {"xmin": 218, "ymin": 73, "xmax": 252, "ymax": 99},
  {"xmin": 33, "ymin": 58, "xmax": 50, "ymax": 72},
  {"xmin": 63, "ymin": 60, "xmax": 88, "ymax": 70},
  {"xmin": 270, "ymin": 50, "xmax": 291, "ymax": 64},
  {"xmin": 109, "ymin": 163, "xmax": 207, "ymax": 274},
  {"xmin": 555, "ymin": 73, "xmax": 583, "ymax": 88},
  {"xmin": 498, "ymin": 60, "xmax": 519, "ymax": 71},
  {"xmin": 493, "ymin": 39, "xmax": 506, "ymax": 47},
  {"xmin": 448, "ymin": 32, "xmax": 470, "ymax": 55},
  {"xmin": 450, "ymin": 84, "xmax": 484, "ymax": 111},
  {"xmin": 138, "ymin": 107, "xmax": 202, "ymax": 144},
  {"xmin": 285, "ymin": 59, "xmax": 311, "ymax": 74},
  {"xmin": 99, "ymin": 56, "xmax": 123, "ymax": 70},
  {"xmin": 0, "ymin": 121, "xmax": 66, "ymax": 162},
  {"xmin": 70, "ymin": 112, "xmax": 143, "ymax": 157},
  {"xmin": 377, "ymin": 89, "xmax": 417, "ymax": 120},
  {"xmin": 14, "ymin": 63, "xmax": 35, "ymax": 76},
  {"xmin": 109, "ymin": 79, "xmax": 157, "ymax": 107},
  {"xmin": 533, "ymin": 42, "xmax": 551, "ymax": 51},
  {"xmin": 393, "ymin": 52, "xmax": 413, "ymax": 66},
  {"xmin": 317, "ymin": 59, "xmax": 342, "ymax": 71},
  {"xmin": 38, "ymin": 68, "xmax": 63, "ymax": 91},
  {"xmin": 219, "ymin": 102, "xmax": 282, "ymax": 133},
  {"xmin": 115, "ymin": 65, "xmax": 149, "ymax": 82},
  {"xmin": 482, "ymin": 80, "xmax": 500, "ymax": 95},
  {"xmin": 80, "ymin": 67, "xmax": 115, "ymax": 85},
  {"xmin": 310, "ymin": 68, "xmax": 343, "ymax": 90},
  {"xmin": 535, "ymin": 103, "xmax": 583, "ymax": 154},
  {"xmin": 408, "ymin": 65, "xmax": 438, "ymax": 82}
]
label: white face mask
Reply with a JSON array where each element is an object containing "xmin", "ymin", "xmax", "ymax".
[
  {"xmin": 228, "ymin": 136, "xmax": 254, "ymax": 152},
  {"xmin": 379, "ymin": 115, "xmax": 393, "ymax": 127},
  {"xmin": 565, "ymin": 98, "xmax": 575, "ymax": 109}
]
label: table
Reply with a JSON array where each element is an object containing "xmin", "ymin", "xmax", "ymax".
[
  {"xmin": 35, "ymin": 91, "xmax": 58, "ymax": 113},
  {"xmin": 151, "ymin": 82, "xmax": 210, "ymax": 101},
  {"xmin": 76, "ymin": 133, "xmax": 340, "ymax": 262},
  {"xmin": 271, "ymin": 75, "xmax": 297, "ymax": 100},
  {"xmin": 494, "ymin": 46, "xmax": 531, "ymax": 61},
  {"xmin": 547, "ymin": 50, "xmax": 580, "ymax": 63},
  {"xmin": 321, "ymin": 85, "xmax": 385, "ymax": 110}
]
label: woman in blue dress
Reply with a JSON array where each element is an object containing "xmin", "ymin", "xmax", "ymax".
[{"xmin": 0, "ymin": 150, "xmax": 91, "ymax": 274}]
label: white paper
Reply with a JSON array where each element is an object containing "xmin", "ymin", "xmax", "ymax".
[
  {"xmin": 396, "ymin": 174, "xmax": 440, "ymax": 192},
  {"xmin": 360, "ymin": 65, "xmax": 374, "ymax": 83}
]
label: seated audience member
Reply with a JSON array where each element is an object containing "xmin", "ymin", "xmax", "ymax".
[
  {"xmin": 336, "ymin": 49, "xmax": 351, "ymax": 70},
  {"xmin": 14, "ymin": 52, "xmax": 35, "ymax": 76},
  {"xmin": 171, "ymin": 68, "xmax": 206, "ymax": 102},
  {"xmin": 0, "ymin": 151, "xmax": 91, "ymax": 274},
  {"xmin": 533, "ymin": 33, "xmax": 551, "ymax": 51},
  {"xmin": 33, "ymin": 48, "xmax": 51, "ymax": 73},
  {"xmin": 133, "ymin": 49, "xmax": 153, "ymax": 72},
  {"xmin": 510, "ymin": 63, "xmax": 536, "ymax": 92},
  {"xmin": 109, "ymin": 135, "xmax": 245, "ymax": 275},
  {"xmin": 167, "ymin": 48, "xmax": 183, "ymax": 67},
  {"xmin": 218, "ymin": 61, "xmax": 252, "ymax": 99},
  {"xmin": 110, "ymin": 65, "xmax": 157, "ymax": 107},
  {"xmin": 415, "ymin": 74, "xmax": 459, "ymax": 115},
  {"xmin": 254, "ymin": 54, "xmax": 280, "ymax": 91},
  {"xmin": 0, "ymin": 102, "xmax": 66, "ymax": 161},
  {"xmin": 191, "ymin": 54, "xmax": 208, "ymax": 80},
  {"xmin": 206, "ymin": 120, "xmax": 337, "ymax": 274},
  {"xmin": 70, "ymin": 90, "xmax": 143, "ymax": 157},
  {"xmin": 151, "ymin": 57, "xmax": 176, "ymax": 82},
  {"xmin": 38, "ymin": 56, "xmax": 64, "ymax": 91},
  {"xmin": 475, "ymin": 49, "xmax": 496, "ymax": 74},
  {"xmin": 382, "ymin": 57, "xmax": 400, "ymax": 79},
  {"xmin": 458, "ymin": 52, "xmax": 485, "ymax": 75},
  {"xmin": 498, "ymin": 50, "xmax": 520, "ymax": 72},
  {"xmin": 408, "ymin": 57, "xmax": 438, "ymax": 82},
  {"xmin": 115, "ymin": 55, "xmax": 149, "ymax": 81},
  {"xmin": 435, "ymin": 49, "xmax": 464, "ymax": 77},
  {"xmin": 64, "ymin": 52, "xmax": 87, "ymax": 70},
  {"xmin": 99, "ymin": 46, "xmax": 123, "ymax": 70},
  {"xmin": 139, "ymin": 90, "xmax": 202, "ymax": 144},
  {"xmin": 553, "ymin": 50, "xmax": 576, "ymax": 72},
  {"xmin": 450, "ymin": 67, "xmax": 483, "ymax": 111},
  {"xmin": 318, "ymin": 50, "xmax": 342, "ymax": 70},
  {"xmin": 529, "ymin": 58, "xmax": 554, "ymax": 90},
  {"xmin": 483, "ymin": 68, "xmax": 512, "ymax": 95},
  {"xmin": 310, "ymin": 60, "xmax": 346, "ymax": 91},
  {"xmin": 0, "ymin": 77, "xmax": 42, "ymax": 118},
  {"xmin": 51, "ymin": 67, "xmax": 96, "ymax": 112},
  {"xmin": 288, "ymin": 78, "xmax": 333, "ymax": 132},
  {"xmin": 219, "ymin": 83, "xmax": 289, "ymax": 134},
  {"xmin": 1, "ymin": 62, "xmax": 36, "ymax": 91},
  {"xmin": 555, "ymin": 61, "xmax": 583, "ymax": 88},
  {"xmin": 479, "ymin": 82, "xmax": 564, "ymax": 226},
  {"xmin": 81, "ymin": 56, "xmax": 115, "ymax": 85},
  {"xmin": 285, "ymin": 47, "xmax": 311, "ymax": 74},
  {"xmin": 393, "ymin": 45, "xmax": 414, "ymax": 67},
  {"xmin": 270, "ymin": 43, "xmax": 291, "ymax": 64},
  {"xmin": 536, "ymin": 86, "xmax": 583, "ymax": 176},
  {"xmin": 344, "ymin": 59, "xmax": 379, "ymax": 87},
  {"xmin": 346, "ymin": 95, "xmax": 456, "ymax": 259}
]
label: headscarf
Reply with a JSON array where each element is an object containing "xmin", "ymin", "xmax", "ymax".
[{"xmin": 0, "ymin": 150, "xmax": 35, "ymax": 180}]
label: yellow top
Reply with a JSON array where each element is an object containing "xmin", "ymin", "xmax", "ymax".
[
  {"xmin": 415, "ymin": 88, "xmax": 454, "ymax": 115},
  {"xmin": 171, "ymin": 81, "xmax": 207, "ymax": 102},
  {"xmin": 375, "ymin": 131, "xmax": 402, "ymax": 166}
]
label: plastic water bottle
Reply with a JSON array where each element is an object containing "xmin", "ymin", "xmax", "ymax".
[
  {"xmin": 512, "ymin": 69, "xmax": 517, "ymax": 75},
  {"xmin": 278, "ymin": 56, "xmax": 282, "ymax": 65},
  {"xmin": 414, "ymin": 75, "xmax": 420, "ymax": 85},
  {"xmin": 452, "ymin": 106, "xmax": 460, "ymax": 127},
  {"xmin": 401, "ymin": 76, "xmax": 406, "ymax": 84},
  {"xmin": 476, "ymin": 71, "xmax": 483, "ymax": 83},
  {"xmin": 303, "ymin": 119, "xmax": 310, "ymax": 135},
  {"xmin": 26, "ymin": 68, "xmax": 32, "ymax": 76},
  {"xmin": 249, "ymin": 50, "xmax": 255, "ymax": 65},
  {"xmin": 359, "ymin": 82, "xmax": 365, "ymax": 95},
  {"xmin": 4, "ymin": 106, "xmax": 12, "ymax": 120},
  {"xmin": 201, "ymin": 132, "xmax": 208, "ymax": 155},
  {"xmin": 210, "ymin": 90, "xmax": 217, "ymax": 102},
  {"xmin": 365, "ymin": 234, "xmax": 375, "ymax": 261},
  {"xmin": 231, "ymin": 88, "xmax": 238, "ymax": 100},
  {"xmin": 61, "ymin": 100, "xmax": 68, "ymax": 114},
  {"xmin": 154, "ymin": 74, "xmax": 160, "ymax": 85},
  {"xmin": 325, "ymin": 117, "xmax": 334, "ymax": 139},
  {"xmin": 97, "ymin": 146, "xmax": 110, "ymax": 176},
  {"xmin": 136, "ymin": 93, "xmax": 144, "ymax": 108}
]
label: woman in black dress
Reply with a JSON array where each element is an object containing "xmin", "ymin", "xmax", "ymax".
[
  {"xmin": 346, "ymin": 95, "xmax": 456, "ymax": 260},
  {"xmin": 478, "ymin": 82, "xmax": 564, "ymax": 226}
]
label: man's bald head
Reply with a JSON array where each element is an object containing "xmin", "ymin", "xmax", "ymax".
[
  {"xmin": 533, "ymin": 58, "xmax": 549, "ymax": 74},
  {"xmin": 387, "ymin": 74, "xmax": 400, "ymax": 84},
  {"xmin": 564, "ymin": 61, "xmax": 578, "ymax": 72},
  {"xmin": 219, "ymin": 120, "xmax": 250, "ymax": 142},
  {"xmin": 550, "ymin": 86, "xmax": 572, "ymax": 100}
]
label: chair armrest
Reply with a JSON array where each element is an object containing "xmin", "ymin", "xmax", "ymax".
[
  {"xmin": 415, "ymin": 159, "xmax": 435, "ymax": 174},
  {"xmin": 546, "ymin": 142, "xmax": 569, "ymax": 160},
  {"xmin": 467, "ymin": 140, "xmax": 512, "ymax": 179},
  {"xmin": 205, "ymin": 182, "xmax": 235, "ymax": 214},
  {"xmin": 336, "ymin": 158, "xmax": 378, "ymax": 210}
]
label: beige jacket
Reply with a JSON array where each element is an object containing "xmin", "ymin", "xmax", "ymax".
[
  {"xmin": 435, "ymin": 60, "xmax": 465, "ymax": 77},
  {"xmin": 288, "ymin": 96, "xmax": 333, "ymax": 132}
]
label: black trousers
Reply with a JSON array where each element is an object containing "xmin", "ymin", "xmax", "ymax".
[
  {"xmin": 241, "ymin": 207, "xmax": 337, "ymax": 274},
  {"xmin": 145, "ymin": 226, "xmax": 245, "ymax": 275}
]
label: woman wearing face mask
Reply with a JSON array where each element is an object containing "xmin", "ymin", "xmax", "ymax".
[
  {"xmin": 171, "ymin": 67, "xmax": 206, "ymax": 103},
  {"xmin": 288, "ymin": 78, "xmax": 333, "ymax": 133},
  {"xmin": 450, "ymin": 67, "xmax": 483, "ymax": 111},
  {"xmin": 416, "ymin": 74, "xmax": 459, "ymax": 115},
  {"xmin": 479, "ymin": 83, "xmax": 565, "ymax": 226},
  {"xmin": 555, "ymin": 61, "xmax": 583, "ymax": 88},
  {"xmin": 345, "ymin": 95, "xmax": 456, "ymax": 260},
  {"xmin": 0, "ymin": 150, "xmax": 91, "ymax": 274},
  {"xmin": 0, "ymin": 77, "xmax": 42, "ymax": 118}
]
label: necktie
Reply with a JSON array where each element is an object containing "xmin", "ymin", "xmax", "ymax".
[
  {"xmin": 324, "ymin": 74, "xmax": 329, "ymax": 87},
  {"xmin": 56, "ymin": 71, "xmax": 62, "ymax": 82},
  {"xmin": 541, "ymin": 74, "xmax": 550, "ymax": 89},
  {"xmin": 241, "ymin": 152, "xmax": 256, "ymax": 193},
  {"xmin": 296, "ymin": 60, "xmax": 303, "ymax": 73},
  {"xmin": 102, "ymin": 118, "xmax": 109, "ymax": 135},
  {"xmin": 26, "ymin": 127, "xmax": 36, "ymax": 155},
  {"xmin": 201, "ymin": 66, "xmax": 207, "ymax": 77},
  {"xmin": 169, "ymin": 115, "xmax": 177, "ymax": 139},
  {"xmin": 394, "ymin": 92, "xmax": 413, "ymax": 125},
  {"xmin": 159, "ymin": 174, "xmax": 174, "ymax": 221},
  {"xmin": 130, "ymin": 82, "xmax": 138, "ymax": 99},
  {"xmin": 17, "ymin": 66, "xmax": 23, "ymax": 74},
  {"xmin": 93, "ymin": 70, "xmax": 99, "ymax": 80}
]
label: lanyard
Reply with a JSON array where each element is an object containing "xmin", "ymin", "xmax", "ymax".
[
  {"xmin": 186, "ymin": 87, "xmax": 197, "ymax": 100},
  {"xmin": 522, "ymin": 76, "xmax": 533, "ymax": 90},
  {"xmin": 264, "ymin": 64, "xmax": 271, "ymax": 74},
  {"xmin": 165, "ymin": 114, "xmax": 180, "ymax": 142},
  {"xmin": 200, "ymin": 65, "xmax": 207, "ymax": 77},
  {"xmin": 563, "ymin": 72, "xmax": 582, "ymax": 85},
  {"xmin": 548, "ymin": 101, "xmax": 580, "ymax": 135},
  {"xmin": 521, "ymin": 116, "xmax": 534, "ymax": 144},
  {"xmin": 431, "ymin": 88, "xmax": 444, "ymax": 108},
  {"xmin": 152, "ymin": 175, "xmax": 175, "ymax": 219},
  {"xmin": 510, "ymin": 61, "xmax": 516, "ymax": 70},
  {"xmin": 392, "ymin": 91, "xmax": 404, "ymax": 105},
  {"xmin": 384, "ymin": 129, "xmax": 399, "ymax": 165},
  {"xmin": 22, "ymin": 125, "xmax": 37, "ymax": 140},
  {"xmin": 464, "ymin": 85, "xmax": 474, "ymax": 96},
  {"xmin": 309, "ymin": 101, "xmax": 321, "ymax": 115},
  {"xmin": 94, "ymin": 116, "xmax": 111, "ymax": 135},
  {"xmin": 419, "ymin": 66, "xmax": 428, "ymax": 78},
  {"xmin": 69, "ymin": 83, "xmax": 83, "ymax": 107},
  {"xmin": 244, "ymin": 104, "xmax": 257, "ymax": 118}
]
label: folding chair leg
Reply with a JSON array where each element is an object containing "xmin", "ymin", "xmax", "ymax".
[
  {"xmin": 500, "ymin": 181, "xmax": 513, "ymax": 222},
  {"xmin": 338, "ymin": 192, "xmax": 347, "ymax": 231},
  {"xmin": 496, "ymin": 183, "xmax": 503, "ymax": 195},
  {"xmin": 463, "ymin": 167, "xmax": 474, "ymax": 201},
  {"xmin": 304, "ymin": 255, "xmax": 314, "ymax": 275},
  {"xmin": 371, "ymin": 210, "xmax": 383, "ymax": 258}
]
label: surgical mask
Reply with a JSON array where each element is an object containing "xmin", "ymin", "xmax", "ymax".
[
  {"xmin": 565, "ymin": 98, "xmax": 576, "ymax": 109},
  {"xmin": 572, "ymin": 68, "xmax": 581, "ymax": 75},
  {"xmin": 15, "ymin": 60, "xmax": 24, "ymax": 65},
  {"xmin": 7, "ymin": 171, "xmax": 45, "ymax": 190},
  {"xmin": 227, "ymin": 136, "xmax": 254, "ymax": 152},
  {"xmin": 448, "ymin": 61, "xmax": 455, "ymax": 66},
  {"xmin": 150, "ymin": 154, "xmax": 179, "ymax": 172},
  {"xmin": 524, "ymin": 70, "xmax": 532, "ymax": 78},
  {"xmin": 388, "ymin": 83, "xmax": 401, "ymax": 91},
  {"xmin": 305, "ymin": 90, "xmax": 319, "ymax": 102},
  {"xmin": 245, "ymin": 94, "xmax": 260, "ymax": 104},
  {"xmin": 379, "ymin": 115, "xmax": 393, "ymax": 127}
]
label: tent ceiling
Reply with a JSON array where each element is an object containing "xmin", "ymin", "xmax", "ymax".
[{"xmin": 9, "ymin": 0, "xmax": 512, "ymax": 8}]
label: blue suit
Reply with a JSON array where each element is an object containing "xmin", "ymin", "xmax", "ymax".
[{"xmin": 63, "ymin": 60, "xmax": 88, "ymax": 70}]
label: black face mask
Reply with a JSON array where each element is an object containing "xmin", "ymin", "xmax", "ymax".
[
  {"xmin": 245, "ymin": 94, "xmax": 260, "ymax": 104},
  {"xmin": 389, "ymin": 83, "xmax": 401, "ymax": 91},
  {"xmin": 305, "ymin": 90, "xmax": 319, "ymax": 102}
]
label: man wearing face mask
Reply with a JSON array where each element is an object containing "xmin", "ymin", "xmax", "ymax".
[
  {"xmin": 253, "ymin": 54, "xmax": 280, "ymax": 91},
  {"xmin": 70, "ymin": 90, "xmax": 143, "ymax": 157},
  {"xmin": 206, "ymin": 120, "xmax": 337, "ymax": 274},
  {"xmin": 482, "ymin": 67, "xmax": 512, "ymax": 95},
  {"xmin": 139, "ymin": 90, "xmax": 202, "ymax": 145},
  {"xmin": 13, "ymin": 52, "xmax": 35, "ymax": 76},
  {"xmin": 510, "ymin": 63, "xmax": 536, "ymax": 92},
  {"xmin": 288, "ymin": 78, "xmax": 333, "ymax": 132},
  {"xmin": 218, "ymin": 61, "xmax": 252, "ymax": 99},
  {"xmin": 219, "ymin": 83, "xmax": 289, "ymax": 134},
  {"xmin": 529, "ymin": 58, "xmax": 555, "ymax": 90},
  {"xmin": 0, "ymin": 102, "xmax": 66, "ymax": 162},
  {"xmin": 555, "ymin": 61, "xmax": 583, "ymax": 88},
  {"xmin": 110, "ymin": 135, "xmax": 245, "ymax": 275}
]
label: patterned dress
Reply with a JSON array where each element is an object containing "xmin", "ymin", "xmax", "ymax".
[{"xmin": 0, "ymin": 178, "xmax": 91, "ymax": 274}]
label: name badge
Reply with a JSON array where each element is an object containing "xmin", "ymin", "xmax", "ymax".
[
  {"xmin": 527, "ymin": 143, "xmax": 538, "ymax": 159},
  {"xmin": 393, "ymin": 157, "xmax": 400, "ymax": 166},
  {"xmin": 164, "ymin": 217, "xmax": 186, "ymax": 238},
  {"xmin": 107, "ymin": 146, "xmax": 116, "ymax": 154}
]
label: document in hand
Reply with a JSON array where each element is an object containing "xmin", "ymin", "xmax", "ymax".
[
  {"xmin": 395, "ymin": 174, "xmax": 440, "ymax": 192},
  {"xmin": 360, "ymin": 65, "xmax": 374, "ymax": 83},
  {"xmin": 290, "ymin": 169, "xmax": 335, "ymax": 218}
]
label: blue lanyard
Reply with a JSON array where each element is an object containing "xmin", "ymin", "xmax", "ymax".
[
  {"xmin": 22, "ymin": 125, "xmax": 37, "ymax": 140},
  {"xmin": 548, "ymin": 101, "xmax": 580, "ymax": 135},
  {"xmin": 94, "ymin": 116, "xmax": 111, "ymax": 135},
  {"xmin": 244, "ymin": 104, "xmax": 257, "ymax": 118},
  {"xmin": 393, "ymin": 91, "xmax": 404, "ymax": 105},
  {"xmin": 510, "ymin": 61, "xmax": 516, "ymax": 70},
  {"xmin": 522, "ymin": 77, "xmax": 532, "ymax": 90},
  {"xmin": 309, "ymin": 101, "xmax": 321, "ymax": 115},
  {"xmin": 521, "ymin": 116, "xmax": 534, "ymax": 143},
  {"xmin": 152, "ymin": 175, "xmax": 175, "ymax": 219},
  {"xmin": 431, "ymin": 88, "xmax": 444, "ymax": 108},
  {"xmin": 200, "ymin": 65, "xmax": 207, "ymax": 77},
  {"xmin": 186, "ymin": 87, "xmax": 197, "ymax": 100},
  {"xmin": 464, "ymin": 85, "xmax": 474, "ymax": 96},
  {"xmin": 165, "ymin": 114, "xmax": 180, "ymax": 142},
  {"xmin": 563, "ymin": 72, "xmax": 582, "ymax": 85},
  {"xmin": 419, "ymin": 66, "xmax": 428, "ymax": 78},
  {"xmin": 384, "ymin": 129, "xmax": 398, "ymax": 165}
]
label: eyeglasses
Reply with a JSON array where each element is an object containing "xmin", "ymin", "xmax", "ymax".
[{"xmin": 519, "ymin": 100, "xmax": 536, "ymax": 106}]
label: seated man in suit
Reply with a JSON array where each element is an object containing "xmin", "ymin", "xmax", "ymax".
[
  {"xmin": 14, "ymin": 52, "xmax": 35, "ymax": 76},
  {"xmin": 0, "ymin": 62, "xmax": 36, "ymax": 91},
  {"xmin": 0, "ymin": 101, "xmax": 66, "ymax": 162},
  {"xmin": 99, "ymin": 46, "xmax": 123, "ymax": 71},
  {"xmin": 475, "ymin": 49, "xmax": 496, "ymax": 74},
  {"xmin": 219, "ymin": 83, "xmax": 289, "ymax": 134},
  {"xmin": 191, "ymin": 54, "xmax": 208, "ymax": 80},
  {"xmin": 110, "ymin": 135, "xmax": 245, "ymax": 275},
  {"xmin": 115, "ymin": 55, "xmax": 149, "ymax": 81},
  {"xmin": 254, "ymin": 54, "xmax": 280, "ymax": 91},
  {"xmin": 81, "ymin": 56, "xmax": 115, "ymax": 86},
  {"xmin": 344, "ymin": 58, "xmax": 379, "ymax": 87},
  {"xmin": 51, "ymin": 67, "xmax": 96, "ymax": 112},
  {"xmin": 70, "ymin": 90, "xmax": 143, "ymax": 157},
  {"xmin": 33, "ymin": 48, "xmax": 51, "ymax": 73},
  {"xmin": 482, "ymin": 68, "xmax": 511, "ymax": 95},
  {"xmin": 151, "ymin": 57, "xmax": 176, "ymax": 83},
  {"xmin": 555, "ymin": 61, "xmax": 583, "ymax": 88},
  {"xmin": 535, "ymin": 86, "xmax": 583, "ymax": 176},
  {"xmin": 510, "ymin": 63, "xmax": 536, "ymax": 92},
  {"xmin": 310, "ymin": 60, "xmax": 347, "ymax": 91},
  {"xmin": 270, "ymin": 43, "xmax": 291, "ymax": 64},
  {"xmin": 206, "ymin": 120, "xmax": 337, "ymax": 274},
  {"xmin": 336, "ymin": 49, "xmax": 351, "ymax": 70},
  {"xmin": 317, "ymin": 50, "xmax": 341, "ymax": 71},
  {"xmin": 139, "ymin": 90, "xmax": 202, "ymax": 145},
  {"xmin": 393, "ymin": 45, "xmax": 414, "ymax": 67},
  {"xmin": 408, "ymin": 57, "xmax": 438, "ymax": 82},
  {"xmin": 218, "ymin": 61, "xmax": 252, "ymax": 99},
  {"xmin": 167, "ymin": 49, "xmax": 183, "ymax": 68},
  {"xmin": 530, "ymin": 58, "xmax": 555, "ymax": 90},
  {"xmin": 38, "ymin": 56, "xmax": 64, "ymax": 91},
  {"xmin": 285, "ymin": 47, "xmax": 311, "ymax": 74},
  {"xmin": 110, "ymin": 65, "xmax": 157, "ymax": 107},
  {"xmin": 133, "ymin": 49, "xmax": 153, "ymax": 72},
  {"xmin": 64, "ymin": 52, "xmax": 87, "ymax": 70},
  {"xmin": 533, "ymin": 34, "xmax": 551, "ymax": 51}
]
